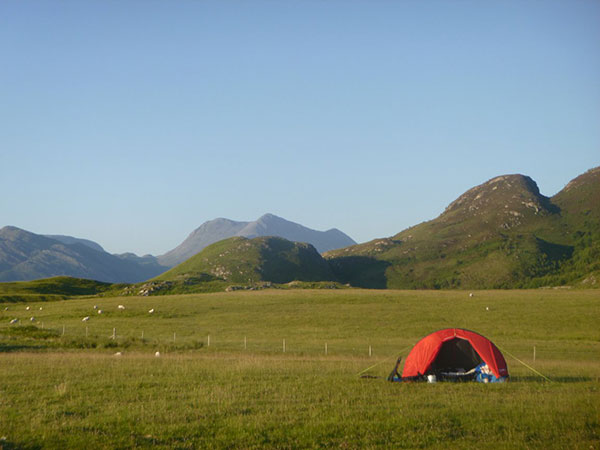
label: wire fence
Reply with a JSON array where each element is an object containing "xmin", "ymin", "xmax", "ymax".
[{"xmin": 1, "ymin": 320, "xmax": 598, "ymax": 363}]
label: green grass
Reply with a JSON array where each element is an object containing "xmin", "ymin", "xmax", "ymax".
[
  {"xmin": 0, "ymin": 276, "xmax": 118, "ymax": 303},
  {"xmin": 0, "ymin": 289, "xmax": 599, "ymax": 448}
]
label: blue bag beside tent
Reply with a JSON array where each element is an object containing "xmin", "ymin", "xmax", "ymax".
[{"xmin": 474, "ymin": 363, "xmax": 508, "ymax": 383}]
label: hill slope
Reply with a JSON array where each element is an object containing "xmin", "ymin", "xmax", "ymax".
[
  {"xmin": 157, "ymin": 236, "xmax": 335, "ymax": 285},
  {"xmin": 0, "ymin": 227, "xmax": 166, "ymax": 283},
  {"xmin": 157, "ymin": 218, "xmax": 249, "ymax": 267},
  {"xmin": 549, "ymin": 167, "xmax": 600, "ymax": 286},
  {"xmin": 158, "ymin": 213, "xmax": 356, "ymax": 266},
  {"xmin": 44, "ymin": 235, "xmax": 106, "ymax": 253},
  {"xmin": 326, "ymin": 169, "xmax": 598, "ymax": 289}
]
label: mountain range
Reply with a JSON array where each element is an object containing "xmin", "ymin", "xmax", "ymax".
[
  {"xmin": 0, "ymin": 214, "xmax": 356, "ymax": 283},
  {"xmin": 0, "ymin": 227, "xmax": 166, "ymax": 283},
  {"xmin": 157, "ymin": 213, "xmax": 356, "ymax": 267},
  {"xmin": 1, "ymin": 167, "xmax": 598, "ymax": 288}
]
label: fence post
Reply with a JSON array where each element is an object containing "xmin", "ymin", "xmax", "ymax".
[
  {"xmin": 207, "ymin": 334, "xmax": 210, "ymax": 347},
  {"xmin": 112, "ymin": 328, "xmax": 116, "ymax": 340},
  {"xmin": 283, "ymin": 339, "xmax": 286, "ymax": 353},
  {"xmin": 369, "ymin": 345, "xmax": 372, "ymax": 357},
  {"xmin": 325, "ymin": 342, "xmax": 328, "ymax": 355},
  {"xmin": 533, "ymin": 346, "xmax": 536, "ymax": 362},
  {"xmin": 244, "ymin": 336, "xmax": 247, "ymax": 350}
]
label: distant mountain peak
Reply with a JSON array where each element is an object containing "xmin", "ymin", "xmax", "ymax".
[{"xmin": 157, "ymin": 214, "xmax": 356, "ymax": 267}]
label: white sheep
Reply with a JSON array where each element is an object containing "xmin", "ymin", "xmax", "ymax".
[
  {"xmin": 30, "ymin": 317, "xmax": 35, "ymax": 322},
  {"xmin": 469, "ymin": 293, "xmax": 474, "ymax": 298},
  {"xmin": 82, "ymin": 316, "xmax": 90, "ymax": 322},
  {"xmin": 155, "ymin": 351, "xmax": 161, "ymax": 357},
  {"xmin": 9, "ymin": 318, "xmax": 18, "ymax": 324},
  {"xmin": 25, "ymin": 306, "xmax": 30, "ymax": 311},
  {"xmin": 148, "ymin": 308, "xmax": 155, "ymax": 314},
  {"xmin": 114, "ymin": 352, "xmax": 122, "ymax": 357},
  {"xmin": 118, "ymin": 305, "xmax": 125, "ymax": 310},
  {"xmin": 97, "ymin": 310, "xmax": 103, "ymax": 314},
  {"xmin": 39, "ymin": 307, "xmax": 43, "ymax": 310},
  {"xmin": 93, "ymin": 305, "xmax": 98, "ymax": 309}
]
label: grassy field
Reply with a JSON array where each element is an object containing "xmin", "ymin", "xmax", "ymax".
[{"xmin": 0, "ymin": 289, "xmax": 598, "ymax": 448}]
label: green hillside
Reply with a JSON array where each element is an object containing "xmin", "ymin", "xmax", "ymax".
[
  {"xmin": 326, "ymin": 169, "xmax": 599, "ymax": 289},
  {"xmin": 0, "ymin": 276, "xmax": 115, "ymax": 302},
  {"xmin": 549, "ymin": 167, "xmax": 600, "ymax": 286},
  {"xmin": 155, "ymin": 236, "xmax": 335, "ymax": 286}
]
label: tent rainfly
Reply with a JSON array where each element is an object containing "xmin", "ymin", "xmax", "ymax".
[{"xmin": 390, "ymin": 328, "xmax": 509, "ymax": 383}]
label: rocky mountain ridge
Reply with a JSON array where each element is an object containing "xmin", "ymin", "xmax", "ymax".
[{"xmin": 325, "ymin": 168, "xmax": 599, "ymax": 289}]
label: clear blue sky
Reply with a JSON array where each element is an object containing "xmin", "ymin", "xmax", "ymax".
[{"xmin": 1, "ymin": 1, "xmax": 599, "ymax": 255}]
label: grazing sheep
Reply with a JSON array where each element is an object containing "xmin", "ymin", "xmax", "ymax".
[
  {"xmin": 93, "ymin": 305, "xmax": 98, "ymax": 309},
  {"xmin": 155, "ymin": 351, "xmax": 161, "ymax": 357},
  {"xmin": 469, "ymin": 293, "xmax": 474, "ymax": 298},
  {"xmin": 148, "ymin": 308, "xmax": 155, "ymax": 314},
  {"xmin": 82, "ymin": 316, "xmax": 90, "ymax": 322},
  {"xmin": 486, "ymin": 306, "xmax": 489, "ymax": 311},
  {"xmin": 10, "ymin": 318, "xmax": 18, "ymax": 324},
  {"xmin": 114, "ymin": 352, "xmax": 122, "ymax": 357},
  {"xmin": 97, "ymin": 310, "xmax": 103, "ymax": 314},
  {"xmin": 30, "ymin": 317, "xmax": 35, "ymax": 322},
  {"xmin": 118, "ymin": 305, "xmax": 125, "ymax": 310},
  {"xmin": 25, "ymin": 306, "xmax": 30, "ymax": 311},
  {"xmin": 39, "ymin": 307, "xmax": 43, "ymax": 310}
]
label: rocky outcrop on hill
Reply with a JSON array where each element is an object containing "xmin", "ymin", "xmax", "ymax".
[{"xmin": 326, "ymin": 168, "xmax": 598, "ymax": 289}]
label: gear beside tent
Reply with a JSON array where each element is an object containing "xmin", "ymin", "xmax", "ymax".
[{"xmin": 389, "ymin": 328, "xmax": 509, "ymax": 383}]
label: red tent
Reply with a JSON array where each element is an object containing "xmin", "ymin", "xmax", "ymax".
[{"xmin": 401, "ymin": 328, "xmax": 509, "ymax": 379}]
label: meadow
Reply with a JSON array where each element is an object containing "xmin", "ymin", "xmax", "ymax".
[{"xmin": 0, "ymin": 289, "xmax": 598, "ymax": 448}]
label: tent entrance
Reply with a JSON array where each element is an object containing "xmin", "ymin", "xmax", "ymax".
[{"xmin": 429, "ymin": 337, "xmax": 483, "ymax": 373}]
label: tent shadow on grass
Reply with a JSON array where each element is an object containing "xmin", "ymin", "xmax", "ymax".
[{"xmin": 0, "ymin": 439, "xmax": 41, "ymax": 450}]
